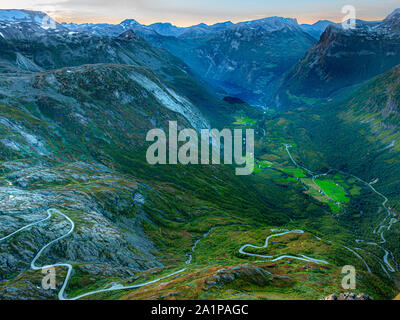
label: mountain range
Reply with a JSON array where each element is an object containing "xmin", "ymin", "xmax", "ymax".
[
  {"xmin": 61, "ymin": 15, "xmax": 332, "ymax": 107},
  {"xmin": 276, "ymin": 9, "xmax": 400, "ymax": 109},
  {"xmin": 0, "ymin": 7, "xmax": 399, "ymax": 301}
]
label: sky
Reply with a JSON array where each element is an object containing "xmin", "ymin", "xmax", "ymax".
[{"xmin": 0, "ymin": 0, "xmax": 399, "ymax": 26}]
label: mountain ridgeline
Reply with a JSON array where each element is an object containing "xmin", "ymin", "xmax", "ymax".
[
  {"xmin": 0, "ymin": 8, "xmax": 399, "ymax": 300},
  {"xmin": 276, "ymin": 9, "xmax": 400, "ymax": 109}
]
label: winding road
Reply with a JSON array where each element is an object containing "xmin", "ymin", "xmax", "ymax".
[
  {"xmin": 343, "ymin": 246, "xmax": 372, "ymax": 273},
  {"xmin": 239, "ymin": 229, "xmax": 329, "ymax": 265},
  {"xmin": 0, "ymin": 208, "xmax": 331, "ymax": 300},
  {"xmin": 1, "ymin": 145, "xmax": 398, "ymax": 300},
  {"xmin": 285, "ymin": 144, "xmax": 334, "ymax": 201},
  {"xmin": 0, "ymin": 208, "xmax": 186, "ymax": 300},
  {"xmin": 285, "ymin": 144, "xmax": 399, "ymax": 275},
  {"xmin": 0, "ymin": 211, "xmax": 51, "ymax": 242},
  {"xmin": 29, "ymin": 209, "xmax": 75, "ymax": 300}
]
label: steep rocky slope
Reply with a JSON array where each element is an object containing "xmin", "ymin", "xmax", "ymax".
[
  {"xmin": 276, "ymin": 9, "xmax": 400, "ymax": 110},
  {"xmin": 341, "ymin": 64, "xmax": 400, "ymax": 141}
]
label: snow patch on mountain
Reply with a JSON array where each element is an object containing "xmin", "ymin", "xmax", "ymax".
[{"xmin": 0, "ymin": 10, "xmax": 30, "ymax": 21}]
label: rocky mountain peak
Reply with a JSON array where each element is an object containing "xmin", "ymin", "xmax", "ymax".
[
  {"xmin": 120, "ymin": 19, "xmax": 140, "ymax": 28},
  {"xmin": 385, "ymin": 8, "xmax": 400, "ymax": 20},
  {"xmin": 381, "ymin": 8, "xmax": 400, "ymax": 32},
  {"xmin": 312, "ymin": 20, "xmax": 333, "ymax": 28},
  {"xmin": 300, "ymin": 20, "xmax": 334, "ymax": 39},
  {"xmin": 213, "ymin": 21, "xmax": 233, "ymax": 27},
  {"xmin": 0, "ymin": 9, "xmax": 61, "ymax": 29}
]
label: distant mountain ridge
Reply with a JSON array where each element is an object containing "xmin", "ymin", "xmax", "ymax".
[
  {"xmin": 60, "ymin": 15, "xmax": 333, "ymax": 39},
  {"xmin": 171, "ymin": 17, "xmax": 316, "ymax": 107},
  {"xmin": 300, "ymin": 20, "xmax": 335, "ymax": 39},
  {"xmin": 0, "ymin": 10, "xmax": 327, "ymax": 107},
  {"xmin": 61, "ymin": 18, "xmax": 236, "ymax": 38},
  {"xmin": 149, "ymin": 22, "xmax": 186, "ymax": 37}
]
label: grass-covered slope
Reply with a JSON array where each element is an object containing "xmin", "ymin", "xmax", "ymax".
[
  {"xmin": 258, "ymin": 68, "xmax": 400, "ymax": 296},
  {"xmin": 341, "ymin": 64, "xmax": 400, "ymax": 148}
]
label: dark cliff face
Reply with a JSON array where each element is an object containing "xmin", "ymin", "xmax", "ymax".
[{"xmin": 275, "ymin": 10, "xmax": 400, "ymax": 110}]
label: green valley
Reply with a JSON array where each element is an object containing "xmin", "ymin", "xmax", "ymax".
[{"xmin": 0, "ymin": 6, "xmax": 399, "ymax": 303}]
